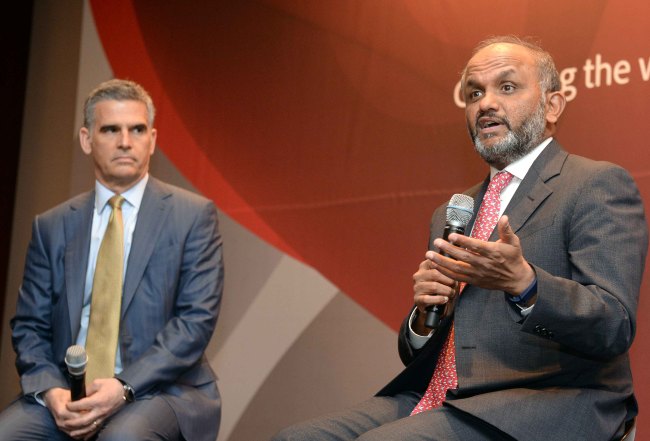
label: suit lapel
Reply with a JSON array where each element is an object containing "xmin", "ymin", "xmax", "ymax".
[
  {"xmin": 466, "ymin": 178, "xmax": 489, "ymax": 235},
  {"xmin": 490, "ymin": 140, "xmax": 567, "ymax": 240},
  {"xmin": 121, "ymin": 177, "xmax": 172, "ymax": 315},
  {"xmin": 64, "ymin": 191, "xmax": 94, "ymax": 341}
]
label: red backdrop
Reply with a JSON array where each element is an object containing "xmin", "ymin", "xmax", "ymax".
[{"xmin": 90, "ymin": 0, "xmax": 650, "ymax": 433}]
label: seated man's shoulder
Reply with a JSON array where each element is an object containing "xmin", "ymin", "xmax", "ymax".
[
  {"xmin": 151, "ymin": 178, "xmax": 214, "ymax": 208},
  {"xmin": 36, "ymin": 191, "xmax": 94, "ymax": 223}
]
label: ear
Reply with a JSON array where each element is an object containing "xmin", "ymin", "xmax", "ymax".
[
  {"xmin": 545, "ymin": 91, "xmax": 566, "ymax": 124},
  {"xmin": 79, "ymin": 127, "xmax": 92, "ymax": 155},
  {"xmin": 149, "ymin": 128, "xmax": 157, "ymax": 155}
]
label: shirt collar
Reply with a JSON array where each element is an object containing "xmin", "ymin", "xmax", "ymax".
[
  {"xmin": 94, "ymin": 174, "xmax": 149, "ymax": 213},
  {"xmin": 489, "ymin": 137, "xmax": 553, "ymax": 181}
]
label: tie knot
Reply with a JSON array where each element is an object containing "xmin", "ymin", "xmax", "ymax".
[
  {"xmin": 488, "ymin": 171, "xmax": 514, "ymax": 194},
  {"xmin": 108, "ymin": 195, "xmax": 125, "ymax": 210}
]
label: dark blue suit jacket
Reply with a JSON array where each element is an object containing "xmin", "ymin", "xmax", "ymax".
[{"xmin": 11, "ymin": 176, "xmax": 223, "ymax": 441}]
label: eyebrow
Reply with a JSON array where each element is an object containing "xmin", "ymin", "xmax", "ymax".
[
  {"xmin": 98, "ymin": 123, "xmax": 148, "ymax": 132},
  {"xmin": 465, "ymin": 68, "xmax": 518, "ymax": 88}
]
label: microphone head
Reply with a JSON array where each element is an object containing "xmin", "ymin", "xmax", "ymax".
[
  {"xmin": 446, "ymin": 194, "xmax": 474, "ymax": 227},
  {"xmin": 65, "ymin": 345, "xmax": 88, "ymax": 376}
]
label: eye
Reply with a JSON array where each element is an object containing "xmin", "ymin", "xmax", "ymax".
[
  {"xmin": 467, "ymin": 90, "xmax": 483, "ymax": 101},
  {"xmin": 99, "ymin": 125, "xmax": 119, "ymax": 134},
  {"xmin": 502, "ymin": 83, "xmax": 516, "ymax": 93},
  {"xmin": 131, "ymin": 125, "xmax": 147, "ymax": 134}
]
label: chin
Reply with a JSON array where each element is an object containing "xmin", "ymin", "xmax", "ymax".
[{"xmin": 478, "ymin": 136, "xmax": 503, "ymax": 148}]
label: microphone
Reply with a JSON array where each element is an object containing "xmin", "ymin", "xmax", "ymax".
[
  {"xmin": 65, "ymin": 345, "xmax": 87, "ymax": 401},
  {"xmin": 424, "ymin": 193, "xmax": 474, "ymax": 329}
]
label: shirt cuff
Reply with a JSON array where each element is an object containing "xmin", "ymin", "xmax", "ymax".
[
  {"xmin": 408, "ymin": 308, "xmax": 434, "ymax": 349},
  {"xmin": 33, "ymin": 391, "xmax": 46, "ymax": 407},
  {"xmin": 516, "ymin": 303, "xmax": 535, "ymax": 317}
]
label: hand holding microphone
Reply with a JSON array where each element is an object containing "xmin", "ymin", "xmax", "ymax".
[
  {"xmin": 65, "ymin": 345, "xmax": 87, "ymax": 401},
  {"xmin": 424, "ymin": 194, "xmax": 474, "ymax": 329}
]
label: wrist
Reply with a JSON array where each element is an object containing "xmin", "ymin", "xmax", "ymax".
[
  {"xmin": 115, "ymin": 378, "xmax": 135, "ymax": 403},
  {"xmin": 508, "ymin": 277, "xmax": 537, "ymax": 305},
  {"xmin": 412, "ymin": 308, "xmax": 432, "ymax": 336},
  {"xmin": 510, "ymin": 263, "xmax": 536, "ymax": 294}
]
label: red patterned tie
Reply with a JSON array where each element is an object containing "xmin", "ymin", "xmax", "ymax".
[{"xmin": 411, "ymin": 171, "xmax": 514, "ymax": 415}]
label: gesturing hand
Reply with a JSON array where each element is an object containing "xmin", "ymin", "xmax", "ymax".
[{"xmin": 428, "ymin": 215, "xmax": 535, "ymax": 295}]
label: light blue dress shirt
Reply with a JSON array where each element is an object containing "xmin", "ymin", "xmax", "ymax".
[{"xmin": 75, "ymin": 174, "xmax": 149, "ymax": 374}]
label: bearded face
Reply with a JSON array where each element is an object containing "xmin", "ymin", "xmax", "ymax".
[
  {"xmin": 462, "ymin": 43, "xmax": 552, "ymax": 169},
  {"xmin": 469, "ymin": 96, "xmax": 547, "ymax": 167}
]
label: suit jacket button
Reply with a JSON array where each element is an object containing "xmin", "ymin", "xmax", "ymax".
[{"xmin": 535, "ymin": 325, "xmax": 549, "ymax": 337}]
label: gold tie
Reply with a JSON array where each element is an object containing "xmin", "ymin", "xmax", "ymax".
[{"xmin": 85, "ymin": 195, "xmax": 125, "ymax": 385}]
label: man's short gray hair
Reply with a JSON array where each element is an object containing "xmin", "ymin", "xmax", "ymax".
[{"xmin": 83, "ymin": 79, "xmax": 156, "ymax": 129}]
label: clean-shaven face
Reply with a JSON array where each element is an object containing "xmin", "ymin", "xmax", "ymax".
[{"xmin": 80, "ymin": 99, "xmax": 157, "ymax": 192}]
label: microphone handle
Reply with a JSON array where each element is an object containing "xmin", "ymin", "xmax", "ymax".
[
  {"xmin": 69, "ymin": 373, "xmax": 86, "ymax": 401},
  {"xmin": 424, "ymin": 223, "xmax": 465, "ymax": 329}
]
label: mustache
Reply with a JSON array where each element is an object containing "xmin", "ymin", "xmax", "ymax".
[{"xmin": 475, "ymin": 111, "xmax": 511, "ymax": 131}]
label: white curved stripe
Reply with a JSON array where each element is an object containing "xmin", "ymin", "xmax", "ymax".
[{"xmin": 209, "ymin": 255, "xmax": 338, "ymax": 441}]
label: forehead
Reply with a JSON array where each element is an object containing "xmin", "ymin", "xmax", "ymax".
[
  {"xmin": 464, "ymin": 43, "xmax": 538, "ymax": 84},
  {"xmin": 93, "ymin": 99, "xmax": 149, "ymax": 124}
]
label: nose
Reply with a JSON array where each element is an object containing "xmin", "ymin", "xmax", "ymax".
[
  {"xmin": 478, "ymin": 90, "xmax": 499, "ymax": 113},
  {"xmin": 118, "ymin": 128, "xmax": 132, "ymax": 149}
]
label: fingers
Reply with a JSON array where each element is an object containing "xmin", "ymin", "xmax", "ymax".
[
  {"xmin": 63, "ymin": 396, "xmax": 103, "ymax": 438},
  {"xmin": 439, "ymin": 233, "xmax": 491, "ymax": 259},
  {"xmin": 60, "ymin": 379, "xmax": 127, "ymax": 439},
  {"xmin": 415, "ymin": 257, "xmax": 455, "ymax": 283},
  {"xmin": 69, "ymin": 418, "xmax": 101, "ymax": 440},
  {"xmin": 429, "ymin": 240, "xmax": 476, "ymax": 281},
  {"xmin": 66, "ymin": 397, "xmax": 92, "ymax": 414},
  {"xmin": 431, "ymin": 216, "xmax": 532, "ymax": 292},
  {"xmin": 438, "ymin": 218, "xmax": 520, "ymax": 262},
  {"xmin": 413, "ymin": 256, "xmax": 458, "ymax": 312},
  {"xmin": 62, "ymin": 401, "xmax": 107, "ymax": 439},
  {"xmin": 413, "ymin": 280, "xmax": 455, "ymax": 308},
  {"xmin": 84, "ymin": 425, "xmax": 101, "ymax": 441},
  {"xmin": 496, "ymin": 215, "xmax": 519, "ymax": 246}
]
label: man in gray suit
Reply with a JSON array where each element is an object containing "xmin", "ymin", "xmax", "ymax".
[
  {"xmin": 273, "ymin": 36, "xmax": 648, "ymax": 440},
  {"xmin": 0, "ymin": 79, "xmax": 223, "ymax": 441}
]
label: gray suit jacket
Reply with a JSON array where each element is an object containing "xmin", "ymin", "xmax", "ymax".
[
  {"xmin": 379, "ymin": 141, "xmax": 648, "ymax": 440},
  {"xmin": 11, "ymin": 176, "xmax": 224, "ymax": 441}
]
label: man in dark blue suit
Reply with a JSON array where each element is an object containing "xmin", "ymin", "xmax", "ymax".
[{"xmin": 0, "ymin": 79, "xmax": 223, "ymax": 441}]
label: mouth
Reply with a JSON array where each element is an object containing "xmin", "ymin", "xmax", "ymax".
[{"xmin": 476, "ymin": 115, "xmax": 509, "ymax": 137}]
